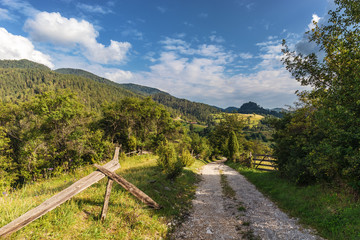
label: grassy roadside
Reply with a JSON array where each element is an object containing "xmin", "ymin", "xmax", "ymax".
[
  {"xmin": 227, "ymin": 162, "xmax": 360, "ymax": 240},
  {"xmin": 0, "ymin": 154, "xmax": 206, "ymax": 239}
]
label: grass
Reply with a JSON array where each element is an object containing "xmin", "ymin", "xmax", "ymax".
[
  {"xmin": 227, "ymin": 162, "xmax": 360, "ymax": 240},
  {"xmin": 0, "ymin": 154, "xmax": 206, "ymax": 239},
  {"xmin": 212, "ymin": 113, "xmax": 264, "ymax": 128},
  {"xmin": 219, "ymin": 170, "xmax": 236, "ymax": 199}
]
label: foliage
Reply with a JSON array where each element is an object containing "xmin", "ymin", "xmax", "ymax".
[
  {"xmin": 209, "ymin": 113, "xmax": 246, "ymax": 157},
  {"xmin": 0, "ymin": 90, "xmax": 112, "ymax": 189},
  {"xmin": 0, "ymin": 59, "xmax": 50, "ymax": 70},
  {"xmin": 152, "ymin": 92, "xmax": 221, "ymax": 123},
  {"xmin": 0, "ymin": 67, "xmax": 136, "ymax": 110},
  {"xmin": 189, "ymin": 132, "xmax": 212, "ymax": 160},
  {"xmin": 279, "ymin": 0, "xmax": 360, "ymax": 189},
  {"xmin": 156, "ymin": 140, "xmax": 183, "ymax": 179},
  {"xmin": 99, "ymin": 97, "xmax": 181, "ymax": 152},
  {"xmin": 180, "ymin": 149, "xmax": 195, "ymax": 167},
  {"xmin": 228, "ymin": 131, "xmax": 240, "ymax": 162},
  {"xmin": 238, "ymin": 101, "xmax": 283, "ymax": 118}
]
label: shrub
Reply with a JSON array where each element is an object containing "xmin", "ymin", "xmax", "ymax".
[
  {"xmin": 156, "ymin": 140, "xmax": 183, "ymax": 179},
  {"xmin": 180, "ymin": 149, "xmax": 195, "ymax": 167}
]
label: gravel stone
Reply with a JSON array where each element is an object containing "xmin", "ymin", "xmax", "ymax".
[{"xmin": 170, "ymin": 161, "xmax": 324, "ymax": 240}]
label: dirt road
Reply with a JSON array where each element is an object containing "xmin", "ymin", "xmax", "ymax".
[{"xmin": 171, "ymin": 161, "xmax": 323, "ymax": 240}]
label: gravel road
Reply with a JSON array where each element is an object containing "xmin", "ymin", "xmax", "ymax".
[{"xmin": 171, "ymin": 161, "xmax": 323, "ymax": 240}]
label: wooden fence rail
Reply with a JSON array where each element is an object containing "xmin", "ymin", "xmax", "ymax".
[
  {"xmin": 251, "ymin": 153, "xmax": 276, "ymax": 171},
  {"xmin": 0, "ymin": 147, "xmax": 160, "ymax": 238}
]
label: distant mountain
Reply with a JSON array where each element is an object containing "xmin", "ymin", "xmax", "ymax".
[
  {"xmin": 238, "ymin": 101, "xmax": 283, "ymax": 117},
  {"xmin": 119, "ymin": 83, "xmax": 167, "ymax": 96},
  {"xmin": 0, "ymin": 61, "xmax": 220, "ymax": 122},
  {"xmin": 224, "ymin": 106, "xmax": 239, "ymax": 113},
  {"xmin": 0, "ymin": 59, "xmax": 50, "ymax": 71}
]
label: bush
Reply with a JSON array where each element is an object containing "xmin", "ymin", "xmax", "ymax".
[
  {"xmin": 180, "ymin": 149, "xmax": 195, "ymax": 167},
  {"xmin": 156, "ymin": 140, "xmax": 183, "ymax": 179}
]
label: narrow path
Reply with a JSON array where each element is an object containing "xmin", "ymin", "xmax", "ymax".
[{"xmin": 171, "ymin": 161, "xmax": 323, "ymax": 240}]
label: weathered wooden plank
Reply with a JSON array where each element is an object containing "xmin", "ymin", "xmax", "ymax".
[
  {"xmin": 254, "ymin": 154, "xmax": 275, "ymax": 158},
  {"xmin": 255, "ymin": 163, "xmax": 275, "ymax": 168},
  {"xmin": 253, "ymin": 159, "xmax": 276, "ymax": 163},
  {"xmin": 0, "ymin": 148, "xmax": 120, "ymax": 238},
  {"xmin": 94, "ymin": 164, "xmax": 161, "ymax": 210},
  {"xmin": 256, "ymin": 168, "xmax": 275, "ymax": 172},
  {"xmin": 101, "ymin": 178, "xmax": 114, "ymax": 221}
]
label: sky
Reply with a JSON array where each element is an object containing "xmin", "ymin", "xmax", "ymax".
[{"xmin": 0, "ymin": 0, "xmax": 334, "ymax": 108}]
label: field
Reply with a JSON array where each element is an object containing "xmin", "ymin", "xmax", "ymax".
[
  {"xmin": 0, "ymin": 154, "xmax": 206, "ymax": 239},
  {"xmin": 212, "ymin": 113, "xmax": 264, "ymax": 128}
]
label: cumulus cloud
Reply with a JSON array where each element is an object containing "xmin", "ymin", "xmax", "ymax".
[
  {"xmin": 104, "ymin": 69, "xmax": 133, "ymax": 82},
  {"xmin": 308, "ymin": 14, "xmax": 321, "ymax": 31},
  {"xmin": 106, "ymin": 37, "xmax": 301, "ymax": 108},
  {"xmin": 0, "ymin": 27, "xmax": 53, "ymax": 68},
  {"xmin": 24, "ymin": 11, "xmax": 131, "ymax": 64}
]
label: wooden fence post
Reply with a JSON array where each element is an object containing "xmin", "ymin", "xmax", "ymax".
[
  {"xmin": 94, "ymin": 164, "xmax": 161, "ymax": 209},
  {"xmin": 100, "ymin": 178, "xmax": 114, "ymax": 221},
  {"xmin": 0, "ymin": 148, "xmax": 120, "ymax": 238}
]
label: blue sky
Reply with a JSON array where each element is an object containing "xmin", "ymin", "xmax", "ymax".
[{"xmin": 0, "ymin": 0, "xmax": 333, "ymax": 108}]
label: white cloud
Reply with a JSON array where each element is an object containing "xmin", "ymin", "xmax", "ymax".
[
  {"xmin": 157, "ymin": 6, "xmax": 167, "ymax": 13},
  {"xmin": 308, "ymin": 14, "xmax": 321, "ymax": 31},
  {"xmin": 105, "ymin": 69, "xmax": 133, "ymax": 82},
  {"xmin": 0, "ymin": 0, "xmax": 38, "ymax": 16},
  {"xmin": 239, "ymin": 53, "xmax": 253, "ymax": 59},
  {"xmin": 24, "ymin": 11, "xmax": 131, "ymax": 64},
  {"xmin": 0, "ymin": 27, "xmax": 53, "ymax": 68},
  {"xmin": 198, "ymin": 13, "xmax": 208, "ymax": 19},
  {"xmin": 209, "ymin": 35, "xmax": 225, "ymax": 43},
  {"xmin": 104, "ymin": 37, "xmax": 301, "ymax": 108},
  {"xmin": 76, "ymin": 3, "xmax": 112, "ymax": 14},
  {"xmin": 0, "ymin": 8, "xmax": 12, "ymax": 20}
]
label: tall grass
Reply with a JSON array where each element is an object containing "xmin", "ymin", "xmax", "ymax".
[
  {"xmin": 227, "ymin": 162, "xmax": 360, "ymax": 240},
  {"xmin": 0, "ymin": 154, "xmax": 206, "ymax": 239}
]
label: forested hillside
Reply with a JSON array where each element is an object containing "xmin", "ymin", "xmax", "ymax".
[
  {"xmin": 0, "ymin": 68, "xmax": 136, "ymax": 110},
  {"xmin": 0, "ymin": 59, "xmax": 50, "ymax": 71},
  {"xmin": 54, "ymin": 67, "xmax": 221, "ymax": 122}
]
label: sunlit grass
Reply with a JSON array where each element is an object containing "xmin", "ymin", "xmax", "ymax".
[{"xmin": 0, "ymin": 154, "xmax": 206, "ymax": 239}]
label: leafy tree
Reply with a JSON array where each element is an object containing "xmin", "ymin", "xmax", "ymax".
[
  {"xmin": 279, "ymin": 0, "xmax": 360, "ymax": 188},
  {"xmin": 0, "ymin": 90, "xmax": 112, "ymax": 185},
  {"xmin": 209, "ymin": 113, "xmax": 246, "ymax": 156},
  {"xmin": 100, "ymin": 97, "xmax": 181, "ymax": 152},
  {"xmin": 156, "ymin": 140, "xmax": 183, "ymax": 179},
  {"xmin": 228, "ymin": 131, "xmax": 240, "ymax": 161}
]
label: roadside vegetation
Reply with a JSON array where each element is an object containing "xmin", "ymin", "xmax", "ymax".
[
  {"xmin": 0, "ymin": 154, "xmax": 206, "ymax": 239},
  {"xmin": 227, "ymin": 163, "xmax": 360, "ymax": 240}
]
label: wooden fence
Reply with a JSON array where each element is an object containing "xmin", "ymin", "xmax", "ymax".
[
  {"xmin": 0, "ymin": 147, "xmax": 160, "ymax": 238},
  {"xmin": 251, "ymin": 154, "xmax": 276, "ymax": 171}
]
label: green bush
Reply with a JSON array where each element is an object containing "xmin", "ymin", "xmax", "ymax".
[
  {"xmin": 180, "ymin": 149, "xmax": 195, "ymax": 167},
  {"xmin": 156, "ymin": 140, "xmax": 183, "ymax": 179}
]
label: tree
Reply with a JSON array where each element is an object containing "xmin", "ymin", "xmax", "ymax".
[
  {"xmin": 280, "ymin": 0, "xmax": 360, "ymax": 188},
  {"xmin": 228, "ymin": 131, "xmax": 240, "ymax": 161}
]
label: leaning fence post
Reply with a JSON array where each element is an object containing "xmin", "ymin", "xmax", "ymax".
[{"xmin": 101, "ymin": 178, "xmax": 114, "ymax": 221}]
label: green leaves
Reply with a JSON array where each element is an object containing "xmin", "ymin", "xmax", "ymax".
[{"xmin": 278, "ymin": 0, "xmax": 360, "ymax": 189}]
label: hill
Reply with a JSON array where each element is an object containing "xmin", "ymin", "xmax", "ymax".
[
  {"xmin": 54, "ymin": 67, "xmax": 221, "ymax": 122},
  {"xmin": 0, "ymin": 67, "xmax": 136, "ymax": 110},
  {"xmin": 0, "ymin": 59, "xmax": 50, "ymax": 71},
  {"xmin": 238, "ymin": 101, "xmax": 283, "ymax": 117},
  {"xmin": 1, "ymin": 60, "xmax": 220, "ymax": 122}
]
